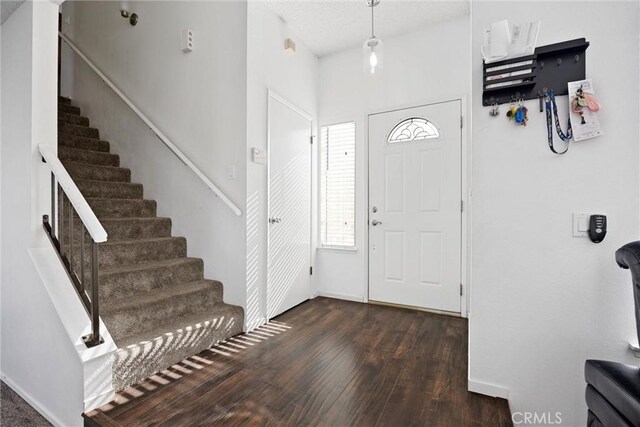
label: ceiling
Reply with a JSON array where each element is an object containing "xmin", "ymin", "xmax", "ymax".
[
  {"xmin": 1, "ymin": 0, "xmax": 25, "ymax": 25},
  {"xmin": 265, "ymin": 0, "xmax": 470, "ymax": 57}
]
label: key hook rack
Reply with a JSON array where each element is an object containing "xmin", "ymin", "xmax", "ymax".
[{"xmin": 482, "ymin": 38, "xmax": 590, "ymax": 106}]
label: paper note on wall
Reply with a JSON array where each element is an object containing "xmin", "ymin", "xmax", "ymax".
[{"xmin": 568, "ymin": 79, "xmax": 604, "ymax": 141}]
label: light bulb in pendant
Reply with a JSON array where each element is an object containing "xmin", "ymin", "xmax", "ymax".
[
  {"xmin": 363, "ymin": 37, "xmax": 383, "ymax": 74},
  {"xmin": 369, "ymin": 50, "xmax": 378, "ymax": 73}
]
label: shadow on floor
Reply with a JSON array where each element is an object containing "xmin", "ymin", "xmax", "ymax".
[{"xmin": 1, "ymin": 381, "xmax": 51, "ymax": 427}]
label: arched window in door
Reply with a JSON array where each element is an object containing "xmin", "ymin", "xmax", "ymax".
[{"xmin": 387, "ymin": 117, "xmax": 439, "ymax": 144}]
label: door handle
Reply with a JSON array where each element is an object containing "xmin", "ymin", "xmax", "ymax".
[
  {"xmin": 371, "ymin": 220, "xmax": 382, "ymax": 226},
  {"xmin": 269, "ymin": 217, "xmax": 282, "ymax": 224}
]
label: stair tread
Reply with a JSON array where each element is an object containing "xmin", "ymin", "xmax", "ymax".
[
  {"xmin": 100, "ymin": 216, "xmax": 170, "ymax": 223},
  {"xmin": 100, "ymin": 256, "xmax": 201, "ymax": 275},
  {"xmin": 87, "ymin": 197, "xmax": 153, "ymax": 202},
  {"xmin": 62, "ymin": 160, "xmax": 132, "ymax": 180},
  {"xmin": 59, "ymin": 146, "xmax": 119, "ymax": 167},
  {"xmin": 103, "ymin": 279, "xmax": 218, "ymax": 315},
  {"xmin": 58, "ymin": 103, "xmax": 81, "ymax": 115},
  {"xmin": 58, "ymin": 133, "xmax": 111, "ymax": 153},
  {"xmin": 116, "ymin": 300, "xmax": 242, "ymax": 348},
  {"xmin": 76, "ymin": 179, "xmax": 142, "ymax": 186},
  {"xmin": 86, "ymin": 198, "xmax": 157, "ymax": 218},
  {"xmin": 59, "ymin": 144, "xmax": 113, "ymax": 156},
  {"xmin": 58, "ymin": 120, "xmax": 99, "ymax": 132},
  {"xmin": 59, "ymin": 121, "xmax": 100, "ymax": 138},
  {"xmin": 58, "ymin": 132, "xmax": 109, "ymax": 143},
  {"xmin": 100, "ymin": 236, "xmax": 185, "ymax": 248},
  {"xmin": 58, "ymin": 112, "xmax": 90, "ymax": 126},
  {"xmin": 76, "ymin": 179, "xmax": 143, "ymax": 197}
]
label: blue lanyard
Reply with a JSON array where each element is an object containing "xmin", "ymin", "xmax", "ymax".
[{"xmin": 545, "ymin": 91, "xmax": 572, "ymax": 154}]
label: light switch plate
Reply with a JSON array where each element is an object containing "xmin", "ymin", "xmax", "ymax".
[
  {"xmin": 251, "ymin": 147, "xmax": 266, "ymax": 164},
  {"xmin": 181, "ymin": 29, "xmax": 194, "ymax": 53},
  {"xmin": 573, "ymin": 213, "xmax": 589, "ymax": 237}
]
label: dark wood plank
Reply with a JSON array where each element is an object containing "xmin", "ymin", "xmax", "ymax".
[{"xmin": 87, "ymin": 297, "xmax": 513, "ymax": 427}]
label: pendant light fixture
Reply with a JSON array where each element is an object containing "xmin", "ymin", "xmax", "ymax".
[{"xmin": 363, "ymin": 0, "xmax": 383, "ymax": 74}]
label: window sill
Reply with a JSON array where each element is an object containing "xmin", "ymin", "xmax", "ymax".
[{"xmin": 317, "ymin": 245, "xmax": 358, "ymax": 252}]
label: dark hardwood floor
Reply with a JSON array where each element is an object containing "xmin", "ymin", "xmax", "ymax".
[{"xmin": 86, "ymin": 297, "xmax": 512, "ymax": 426}]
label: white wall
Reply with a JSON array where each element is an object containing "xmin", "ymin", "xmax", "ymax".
[
  {"xmin": 60, "ymin": 1, "xmax": 249, "ymax": 309},
  {"xmin": 1, "ymin": 1, "xmax": 89, "ymax": 425},
  {"xmin": 245, "ymin": 2, "xmax": 318, "ymax": 329},
  {"xmin": 469, "ymin": 2, "xmax": 640, "ymax": 425},
  {"xmin": 316, "ymin": 15, "xmax": 470, "ymax": 302}
]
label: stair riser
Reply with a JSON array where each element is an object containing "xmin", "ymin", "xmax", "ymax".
[
  {"xmin": 59, "ymin": 197, "xmax": 156, "ymax": 220},
  {"xmin": 59, "ymin": 113, "xmax": 89, "ymax": 127},
  {"xmin": 59, "ymin": 218, "xmax": 172, "ymax": 245},
  {"xmin": 59, "ymin": 147, "xmax": 120, "ymax": 167},
  {"xmin": 98, "ymin": 238, "xmax": 187, "ymax": 268},
  {"xmin": 103, "ymin": 218, "xmax": 172, "ymax": 240},
  {"xmin": 112, "ymin": 305, "xmax": 244, "ymax": 391},
  {"xmin": 58, "ymin": 103, "xmax": 80, "ymax": 115},
  {"xmin": 59, "ymin": 96, "xmax": 72, "ymax": 105},
  {"xmin": 104, "ymin": 285, "xmax": 221, "ymax": 339},
  {"xmin": 59, "ymin": 133, "xmax": 110, "ymax": 153},
  {"xmin": 88, "ymin": 199, "xmax": 156, "ymax": 218},
  {"xmin": 60, "ymin": 238, "xmax": 186, "ymax": 269},
  {"xmin": 78, "ymin": 181, "xmax": 143, "ymax": 200},
  {"xmin": 59, "ymin": 121, "xmax": 99, "ymax": 139},
  {"xmin": 65, "ymin": 163, "xmax": 131, "ymax": 183},
  {"xmin": 99, "ymin": 260, "xmax": 205, "ymax": 301}
]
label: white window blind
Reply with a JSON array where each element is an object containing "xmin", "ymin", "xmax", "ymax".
[{"xmin": 320, "ymin": 122, "xmax": 356, "ymax": 247}]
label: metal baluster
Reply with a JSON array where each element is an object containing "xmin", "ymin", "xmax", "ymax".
[
  {"xmin": 80, "ymin": 224, "xmax": 85, "ymax": 293},
  {"xmin": 50, "ymin": 172, "xmax": 56, "ymax": 238},
  {"xmin": 68, "ymin": 198, "xmax": 73, "ymax": 271},
  {"xmin": 59, "ymin": 190, "xmax": 64, "ymax": 255},
  {"xmin": 90, "ymin": 241, "xmax": 100, "ymax": 345}
]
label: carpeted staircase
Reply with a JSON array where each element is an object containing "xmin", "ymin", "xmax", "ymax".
[{"xmin": 57, "ymin": 96, "xmax": 244, "ymax": 391}]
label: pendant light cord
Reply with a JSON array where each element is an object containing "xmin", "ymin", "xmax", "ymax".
[{"xmin": 371, "ymin": 2, "xmax": 375, "ymax": 37}]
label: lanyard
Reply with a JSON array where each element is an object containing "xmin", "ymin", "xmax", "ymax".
[{"xmin": 545, "ymin": 91, "xmax": 573, "ymax": 154}]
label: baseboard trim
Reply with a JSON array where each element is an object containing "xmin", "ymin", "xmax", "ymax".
[
  {"xmin": 468, "ymin": 378, "xmax": 509, "ymax": 399},
  {"xmin": 316, "ymin": 291, "xmax": 365, "ymax": 303},
  {"xmin": 244, "ymin": 317, "xmax": 267, "ymax": 332},
  {"xmin": 1, "ymin": 372, "xmax": 65, "ymax": 427}
]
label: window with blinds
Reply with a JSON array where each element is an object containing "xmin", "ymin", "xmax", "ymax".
[{"xmin": 320, "ymin": 122, "xmax": 356, "ymax": 247}]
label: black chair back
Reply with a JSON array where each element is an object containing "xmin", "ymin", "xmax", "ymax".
[{"xmin": 615, "ymin": 241, "xmax": 640, "ymax": 346}]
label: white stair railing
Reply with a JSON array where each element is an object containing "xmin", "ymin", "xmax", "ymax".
[
  {"xmin": 59, "ymin": 32, "xmax": 242, "ymax": 217},
  {"xmin": 40, "ymin": 143, "xmax": 105, "ymax": 347}
]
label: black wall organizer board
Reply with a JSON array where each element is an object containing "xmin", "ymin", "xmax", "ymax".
[{"xmin": 482, "ymin": 38, "xmax": 590, "ymax": 106}]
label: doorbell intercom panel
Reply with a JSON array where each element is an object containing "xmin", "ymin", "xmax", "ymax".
[{"xmin": 588, "ymin": 214, "xmax": 607, "ymax": 243}]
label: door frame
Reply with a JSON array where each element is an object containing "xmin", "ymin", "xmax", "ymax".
[
  {"xmin": 365, "ymin": 96, "xmax": 470, "ymax": 318},
  {"xmin": 266, "ymin": 89, "xmax": 315, "ymax": 318}
]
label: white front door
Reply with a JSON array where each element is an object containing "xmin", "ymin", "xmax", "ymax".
[
  {"xmin": 267, "ymin": 92, "xmax": 313, "ymax": 319},
  {"xmin": 368, "ymin": 100, "xmax": 462, "ymax": 313}
]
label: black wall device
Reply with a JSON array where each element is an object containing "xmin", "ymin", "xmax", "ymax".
[{"xmin": 588, "ymin": 215, "xmax": 607, "ymax": 243}]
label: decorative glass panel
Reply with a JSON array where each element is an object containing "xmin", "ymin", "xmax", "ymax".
[{"xmin": 387, "ymin": 117, "xmax": 439, "ymax": 144}]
